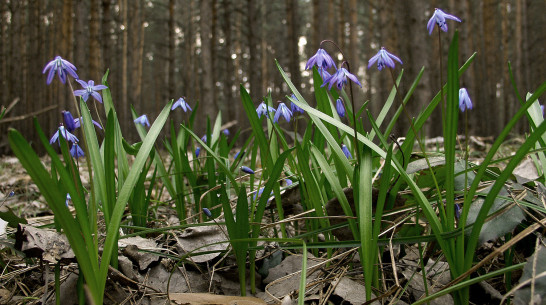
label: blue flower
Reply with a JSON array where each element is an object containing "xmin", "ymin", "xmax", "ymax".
[
  {"xmin": 202, "ymin": 207, "xmax": 212, "ymax": 217},
  {"xmin": 50, "ymin": 126, "xmax": 79, "ymax": 144},
  {"xmin": 195, "ymin": 147, "xmax": 201, "ymax": 157},
  {"xmin": 73, "ymin": 80, "xmax": 108, "ymax": 103},
  {"xmin": 289, "ymin": 94, "xmax": 305, "ymax": 115},
  {"xmin": 234, "ymin": 150, "xmax": 244, "ymax": 160},
  {"xmin": 72, "ymin": 115, "xmax": 102, "ymax": 130},
  {"xmin": 201, "ymin": 134, "xmax": 210, "ymax": 144},
  {"xmin": 62, "ymin": 110, "xmax": 77, "ymax": 132},
  {"xmin": 306, "ymin": 48, "xmax": 336, "ymax": 70},
  {"xmin": 427, "ymin": 8, "xmax": 461, "ymax": 35},
  {"xmin": 256, "ymin": 102, "xmax": 276, "ymax": 118},
  {"xmin": 367, "ymin": 47, "xmax": 403, "ymax": 71},
  {"xmin": 241, "ymin": 166, "xmax": 255, "ymax": 174},
  {"xmin": 223, "ymin": 129, "xmax": 230, "ymax": 136},
  {"xmin": 455, "ymin": 204, "xmax": 461, "ymax": 220},
  {"xmin": 65, "ymin": 193, "xmax": 71, "ymax": 207},
  {"xmin": 459, "ymin": 88, "xmax": 472, "ymax": 112},
  {"xmin": 341, "ymin": 144, "xmax": 352, "ymax": 159},
  {"xmin": 70, "ymin": 143, "xmax": 85, "ymax": 159},
  {"xmin": 336, "ymin": 98, "xmax": 345, "ymax": 118},
  {"xmin": 285, "ymin": 179, "xmax": 293, "ymax": 186},
  {"xmin": 322, "ymin": 68, "xmax": 362, "ymax": 91},
  {"xmin": 42, "ymin": 56, "xmax": 78, "ymax": 85},
  {"xmin": 318, "ymin": 68, "xmax": 331, "ymax": 82},
  {"xmin": 8, "ymin": 191, "xmax": 14, "ymax": 197},
  {"xmin": 134, "ymin": 114, "xmax": 150, "ymax": 127},
  {"xmin": 274, "ymin": 103, "xmax": 292, "ymax": 123},
  {"xmin": 172, "ymin": 97, "xmax": 192, "ymax": 112}
]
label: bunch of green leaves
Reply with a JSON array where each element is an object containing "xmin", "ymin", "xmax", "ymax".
[{"xmin": 9, "ymin": 73, "xmax": 172, "ymax": 304}]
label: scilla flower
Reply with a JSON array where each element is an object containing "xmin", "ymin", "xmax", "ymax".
[
  {"xmin": 134, "ymin": 114, "xmax": 150, "ymax": 127},
  {"xmin": 42, "ymin": 56, "xmax": 78, "ymax": 85},
  {"xmin": 274, "ymin": 103, "xmax": 292, "ymax": 123},
  {"xmin": 341, "ymin": 144, "xmax": 352, "ymax": 159},
  {"xmin": 306, "ymin": 48, "xmax": 336, "ymax": 70},
  {"xmin": 241, "ymin": 166, "xmax": 255, "ymax": 174},
  {"xmin": 256, "ymin": 102, "xmax": 276, "ymax": 118},
  {"xmin": 367, "ymin": 47, "xmax": 403, "ymax": 71},
  {"xmin": 322, "ymin": 67, "xmax": 362, "ymax": 91},
  {"xmin": 459, "ymin": 88, "xmax": 472, "ymax": 112},
  {"xmin": 336, "ymin": 98, "xmax": 345, "ymax": 118},
  {"xmin": 202, "ymin": 208, "xmax": 212, "ymax": 217},
  {"xmin": 62, "ymin": 110, "xmax": 77, "ymax": 132},
  {"xmin": 50, "ymin": 125, "xmax": 79, "ymax": 144},
  {"xmin": 70, "ymin": 143, "xmax": 85, "ymax": 159},
  {"xmin": 195, "ymin": 147, "xmax": 201, "ymax": 158},
  {"xmin": 73, "ymin": 80, "xmax": 108, "ymax": 103},
  {"xmin": 172, "ymin": 97, "xmax": 192, "ymax": 112},
  {"xmin": 289, "ymin": 94, "xmax": 305, "ymax": 115},
  {"xmin": 427, "ymin": 8, "xmax": 461, "ymax": 35}
]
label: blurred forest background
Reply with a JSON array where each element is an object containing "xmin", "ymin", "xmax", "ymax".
[{"xmin": 0, "ymin": 0, "xmax": 544, "ymax": 154}]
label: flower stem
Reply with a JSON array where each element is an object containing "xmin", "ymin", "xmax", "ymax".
[
  {"xmin": 320, "ymin": 40, "xmax": 361, "ymax": 166},
  {"xmin": 438, "ymin": 30, "xmax": 446, "ymax": 135}
]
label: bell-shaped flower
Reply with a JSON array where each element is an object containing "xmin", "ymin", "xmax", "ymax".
[
  {"xmin": 256, "ymin": 102, "xmax": 276, "ymax": 118},
  {"xmin": 73, "ymin": 79, "xmax": 108, "ymax": 103},
  {"xmin": 62, "ymin": 110, "xmax": 77, "ymax": 132},
  {"xmin": 172, "ymin": 97, "xmax": 192, "ymax": 112},
  {"xmin": 322, "ymin": 68, "xmax": 362, "ymax": 91},
  {"xmin": 274, "ymin": 103, "xmax": 293, "ymax": 123},
  {"xmin": 202, "ymin": 208, "xmax": 212, "ymax": 217},
  {"xmin": 134, "ymin": 114, "xmax": 150, "ymax": 127},
  {"xmin": 42, "ymin": 56, "xmax": 78, "ymax": 85},
  {"xmin": 427, "ymin": 8, "xmax": 461, "ymax": 35},
  {"xmin": 367, "ymin": 47, "xmax": 403, "ymax": 71},
  {"xmin": 241, "ymin": 166, "xmax": 255, "ymax": 175},
  {"xmin": 459, "ymin": 88, "xmax": 472, "ymax": 112},
  {"xmin": 50, "ymin": 125, "xmax": 79, "ymax": 144},
  {"xmin": 306, "ymin": 48, "xmax": 336, "ymax": 70},
  {"xmin": 341, "ymin": 144, "xmax": 352, "ymax": 159},
  {"xmin": 336, "ymin": 98, "xmax": 345, "ymax": 118},
  {"xmin": 70, "ymin": 143, "xmax": 85, "ymax": 159},
  {"xmin": 222, "ymin": 129, "xmax": 230, "ymax": 136},
  {"xmin": 318, "ymin": 67, "xmax": 331, "ymax": 82},
  {"xmin": 195, "ymin": 147, "xmax": 201, "ymax": 158},
  {"xmin": 289, "ymin": 94, "xmax": 305, "ymax": 115}
]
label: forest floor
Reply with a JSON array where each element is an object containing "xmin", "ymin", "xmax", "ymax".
[{"xmin": 0, "ymin": 135, "xmax": 543, "ymax": 305}]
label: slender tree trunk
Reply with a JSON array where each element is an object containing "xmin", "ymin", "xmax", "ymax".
[
  {"xmin": 168, "ymin": 0, "xmax": 175, "ymax": 101},
  {"xmin": 90, "ymin": 0, "xmax": 102, "ymax": 81},
  {"xmin": 120, "ymin": 0, "xmax": 128, "ymax": 131},
  {"xmin": 200, "ymin": 0, "xmax": 214, "ymax": 118},
  {"xmin": 285, "ymin": 0, "xmax": 301, "ymax": 92},
  {"xmin": 222, "ymin": 0, "xmax": 236, "ymax": 122},
  {"xmin": 246, "ymin": 0, "xmax": 262, "ymax": 101}
]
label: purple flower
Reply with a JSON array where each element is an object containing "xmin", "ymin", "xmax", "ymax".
[
  {"xmin": 341, "ymin": 144, "xmax": 352, "ymax": 159},
  {"xmin": 42, "ymin": 56, "xmax": 78, "ymax": 85},
  {"xmin": 234, "ymin": 150, "xmax": 244, "ymax": 160},
  {"xmin": 318, "ymin": 68, "xmax": 331, "ymax": 82},
  {"xmin": 172, "ymin": 97, "xmax": 192, "ymax": 112},
  {"xmin": 73, "ymin": 80, "xmax": 108, "ymax": 103},
  {"xmin": 285, "ymin": 179, "xmax": 293, "ymax": 186},
  {"xmin": 459, "ymin": 88, "xmax": 472, "ymax": 112},
  {"xmin": 274, "ymin": 103, "xmax": 292, "ymax": 123},
  {"xmin": 306, "ymin": 48, "xmax": 336, "ymax": 70},
  {"xmin": 367, "ymin": 47, "xmax": 403, "ymax": 71},
  {"xmin": 62, "ymin": 110, "xmax": 77, "ymax": 132},
  {"xmin": 8, "ymin": 191, "xmax": 15, "ymax": 197},
  {"xmin": 223, "ymin": 129, "xmax": 230, "ymax": 136},
  {"xmin": 202, "ymin": 207, "xmax": 212, "ymax": 217},
  {"xmin": 289, "ymin": 94, "xmax": 305, "ymax": 115},
  {"xmin": 65, "ymin": 193, "xmax": 71, "ymax": 207},
  {"xmin": 256, "ymin": 102, "xmax": 276, "ymax": 119},
  {"xmin": 134, "ymin": 114, "xmax": 150, "ymax": 127},
  {"xmin": 241, "ymin": 166, "xmax": 255, "ymax": 174},
  {"xmin": 455, "ymin": 204, "xmax": 461, "ymax": 220},
  {"xmin": 336, "ymin": 98, "xmax": 345, "ymax": 118},
  {"xmin": 72, "ymin": 115, "xmax": 102, "ymax": 130},
  {"xmin": 427, "ymin": 8, "xmax": 461, "ymax": 35},
  {"xmin": 50, "ymin": 126, "xmax": 79, "ymax": 144},
  {"xmin": 201, "ymin": 134, "xmax": 209, "ymax": 144},
  {"xmin": 195, "ymin": 147, "xmax": 201, "ymax": 157},
  {"xmin": 70, "ymin": 143, "xmax": 85, "ymax": 159},
  {"xmin": 322, "ymin": 67, "xmax": 362, "ymax": 91}
]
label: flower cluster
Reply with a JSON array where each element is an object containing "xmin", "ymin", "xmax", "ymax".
[{"xmin": 305, "ymin": 48, "xmax": 361, "ymax": 91}]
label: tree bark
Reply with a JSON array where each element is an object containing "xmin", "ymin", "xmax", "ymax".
[{"xmin": 200, "ymin": 0, "xmax": 214, "ymax": 118}]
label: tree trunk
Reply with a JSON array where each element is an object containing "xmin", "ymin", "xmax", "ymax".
[
  {"xmin": 246, "ymin": 0, "xmax": 262, "ymax": 101},
  {"xmin": 200, "ymin": 0, "xmax": 214, "ymax": 118},
  {"xmin": 285, "ymin": 0, "xmax": 301, "ymax": 92},
  {"xmin": 90, "ymin": 0, "xmax": 102, "ymax": 81}
]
